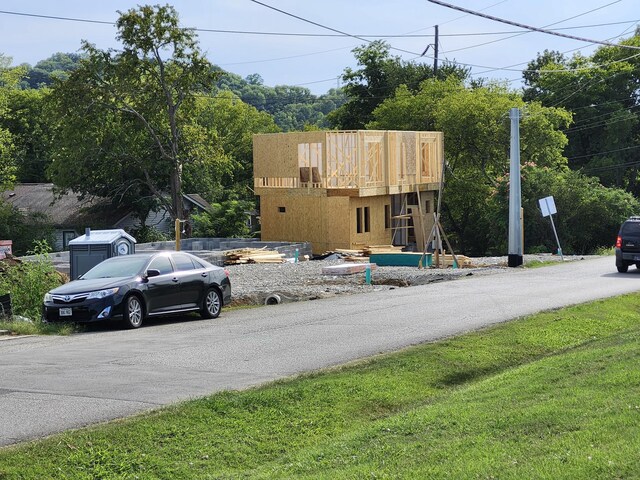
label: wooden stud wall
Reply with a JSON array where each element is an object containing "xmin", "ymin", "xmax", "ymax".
[{"xmin": 254, "ymin": 130, "xmax": 443, "ymax": 190}]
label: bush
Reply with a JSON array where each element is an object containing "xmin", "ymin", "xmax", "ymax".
[
  {"xmin": 0, "ymin": 240, "xmax": 64, "ymax": 321},
  {"xmin": 128, "ymin": 225, "xmax": 169, "ymax": 243},
  {"xmin": 191, "ymin": 200, "xmax": 253, "ymax": 238},
  {"xmin": 0, "ymin": 199, "xmax": 55, "ymax": 256}
]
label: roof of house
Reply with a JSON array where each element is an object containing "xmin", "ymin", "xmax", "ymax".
[
  {"xmin": 1, "ymin": 184, "xmax": 124, "ymax": 228},
  {"xmin": 184, "ymin": 193, "xmax": 211, "ymax": 211},
  {"xmin": 1, "ymin": 184, "xmax": 213, "ymax": 228}
]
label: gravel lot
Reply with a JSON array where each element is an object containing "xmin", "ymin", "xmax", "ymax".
[{"xmin": 226, "ymin": 253, "xmax": 592, "ymax": 306}]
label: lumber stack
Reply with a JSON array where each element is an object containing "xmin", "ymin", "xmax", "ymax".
[
  {"xmin": 332, "ymin": 245, "xmax": 403, "ymax": 260},
  {"xmin": 362, "ymin": 245, "xmax": 404, "ymax": 256},
  {"xmin": 224, "ymin": 248, "xmax": 286, "ymax": 265},
  {"xmin": 435, "ymin": 254, "xmax": 472, "ymax": 268}
]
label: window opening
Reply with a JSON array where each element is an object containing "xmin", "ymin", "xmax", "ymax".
[{"xmin": 364, "ymin": 207, "xmax": 370, "ymax": 233}]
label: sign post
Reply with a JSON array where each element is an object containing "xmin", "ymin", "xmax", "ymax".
[{"xmin": 538, "ymin": 196, "xmax": 564, "ymax": 261}]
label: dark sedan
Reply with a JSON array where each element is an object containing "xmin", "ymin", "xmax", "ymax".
[{"xmin": 43, "ymin": 251, "xmax": 231, "ymax": 328}]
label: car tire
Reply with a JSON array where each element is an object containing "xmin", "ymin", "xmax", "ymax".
[
  {"xmin": 201, "ymin": 288, "xmax": 222, "ymax": 319},
  {"xmin": 123, "ymin": 295, "xmax": 144, "ymax": 329},
  {"xmin": 617, "ymin": 263, "xmax": 629, "ymax": 273}
]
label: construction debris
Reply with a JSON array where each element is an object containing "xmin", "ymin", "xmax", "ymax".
[
  {"xmin": 322, "ymin": 263, "xmax": 377, "ymax": 276},
  {"xmin": 224, "ymin": 247, "xmax": 286, "ymax": 265}
]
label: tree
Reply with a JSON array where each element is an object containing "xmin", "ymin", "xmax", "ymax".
[
  {"xmin": 0, "ymin": 54, "xmax": 25, "ymax": 190},
  {"xmin": 369, "ymin": 78, "xmax": 575, "ymax": 255},
  {"xmin": 1, "ymin": 87, "xmax": 52, "ymax": 182},
  {"xmin": 21, "ymin": 52, "xmax": 84, "ymax": 89},
  {"xmin": 191, "ymin": 200, "xmax": 252, "ymax": 238},
  {"xmin": 190, "ymin": 90, "xmax": 279, "ymax": 203},
  {"xmin": 214, "ymin": 69, "xmax": 346, "ymax": 131},
  {"xmin": 522, "ymin": 33, "xmax": 640, "ymax": 194},
  {"xmin": 48, "ymin": 5, "xmax": 219, "ymax": 221},
  {"xmin": 329, "ymin": 40, "xmax": 469, "ymax": 130}
]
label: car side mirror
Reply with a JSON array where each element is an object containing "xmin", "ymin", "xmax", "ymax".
[{"xmin": 146, "ymin": 269, "xmax": 161, "ymax": 278}]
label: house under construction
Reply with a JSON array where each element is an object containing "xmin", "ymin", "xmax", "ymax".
[{"xmin": 253, "ymin": 130, "xmax": 443, "ymax": 254}]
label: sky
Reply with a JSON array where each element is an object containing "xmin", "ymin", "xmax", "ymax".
[{"xmin": 1, "ymin": 0, "xmax": 638, "ymax": 95}]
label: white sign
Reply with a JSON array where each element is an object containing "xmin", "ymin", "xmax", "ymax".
[{"xmin": 538, "ymin": 196, "xmax": 557, "ymax": 218}]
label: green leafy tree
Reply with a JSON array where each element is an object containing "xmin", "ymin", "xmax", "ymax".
[
  {"xmin": 489, "ymin": 166, "xmax": 639, "ymax": 254},
  {"xmin": 21, "ymin": 52, "xmax": 84, "ymax": 89},
  {"xmin": 191, "ymin": 200, "xmax": 252, "ymax": 238},
  {"xmin": 0, "ymin": 201, "xmax": 54, "ymax": 256},
  {"xmin": 329, "ymin": 40, "xmax": 469, "ymax": 130},
  {"xmin": 214, "ymin": 69, "xmax": 347, "ymax": 131},
  {"xmin": 522, "ymin": 33, "xmax": 640, "ymax": 194},
  {"xmin": 48, "ymin": 5, "xmax": 220, "ymax": 222},
  {"xmin": 189, "ymin": 91, "xmax": 279, "ymax": 203},
  {"xmin": 1, "ymin": 87, "xmax": 52, "ymax": 182},
  {"xmin": 369, "ymin": 78, "xmax": 573, "ymax": 255},
  {"xmin": 0, "ymin": 54, "xmax": 25, "ymax": 190}
]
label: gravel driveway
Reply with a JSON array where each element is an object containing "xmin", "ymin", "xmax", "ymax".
[{"xmin": 227, "ymin": 253, "xmax": 591, "ymax": 305}]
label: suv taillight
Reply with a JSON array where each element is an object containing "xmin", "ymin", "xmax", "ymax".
[{"xmin": 616, "ymin": 236, "xmax": 622, "ymax": 248}]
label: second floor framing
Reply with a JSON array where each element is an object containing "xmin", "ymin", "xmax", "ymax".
[{"xmin": 253, "ymin": 130, "xmax": 443, "ymax": 197}]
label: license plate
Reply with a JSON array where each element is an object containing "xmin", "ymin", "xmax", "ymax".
[{"xmin": 59, "ymin": 308, "xmax": 72, "ymax": 317}]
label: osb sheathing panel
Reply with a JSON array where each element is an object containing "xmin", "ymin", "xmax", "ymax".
[
  {"xmin": 252, "ymin": 134, "xmax": 294, "ymax": 178},
  {"xmin": 259, "ymin": 195, "xmax": 351, "ymax": 253},
  {"xmin": 349, "ymin": 196, "xmax": 393, "ymax": 248},
  {"xmin": 253, "ymin": 132, "xmax": 326, "ymax": 179}
]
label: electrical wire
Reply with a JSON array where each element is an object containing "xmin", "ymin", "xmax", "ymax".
[
  {"xmin": 428, "ymin": 0, "xmax": 640, "ymax": 50},
  {"xmin": 440, "ymin": 0, "xmax": 622, "ymax": 55},
  {"xmin": 2, "ymin": 7, "xmax": 635, "ymax": 38}
]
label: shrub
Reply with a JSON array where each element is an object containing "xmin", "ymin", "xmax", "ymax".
[{"xmin": 0, "ymin": 240, "xmax": 64, "ymax": 321}]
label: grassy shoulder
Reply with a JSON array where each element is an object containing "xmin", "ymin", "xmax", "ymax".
[{"xmin": 1, "ymin": 294, "xmax": 639, "ymax": 478}]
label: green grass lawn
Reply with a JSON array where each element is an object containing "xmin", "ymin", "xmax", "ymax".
[{"xmin": 1, "ymin": 294, "xmax": 639, "ymax": 479}]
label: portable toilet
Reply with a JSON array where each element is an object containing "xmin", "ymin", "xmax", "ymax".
[{"xmin": 68, "ymin": 229, "xmax": 136, "ymax": 279}]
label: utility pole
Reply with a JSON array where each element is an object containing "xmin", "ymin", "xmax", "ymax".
[
  {"xmin": 508, "ymin": 107, "xmax": 523, "ymax": 267},
  {"xmin": 434, "ymin": 25, "xmax": 439, "ymax": 76},
  {"xmin": 420, "ymin": 25, "xmax": 439, "ymax": 75}
]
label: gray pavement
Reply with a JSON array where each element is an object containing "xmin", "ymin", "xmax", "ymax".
[{"xmin": 1, "ymin": 255, "xmax": 639, "ymax": 446}]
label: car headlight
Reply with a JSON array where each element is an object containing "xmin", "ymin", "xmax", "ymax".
[
  {"xmin": 87, "ymin": 287, "xmax": 120, "ymax": 299},
  {"xmin": 44, "ymin": 293, "xmax": 53, "ymax": 303}
]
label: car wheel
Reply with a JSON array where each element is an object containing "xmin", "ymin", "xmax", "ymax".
[
  {"xmin": 617, "ymin": 263, "xmax": 629, "ymax": 273},
  {"xmin": 123, "ymin": 295, "xmax": 144, "ymax": 329},
  {"xmin": 201, "ymin": 288, "xmax": 222, "ymax": 319}
]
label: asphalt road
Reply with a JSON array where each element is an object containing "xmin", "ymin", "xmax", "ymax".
[{"xmin": 1, "ymin": 255, "xmax": 639, "ymax": 447}]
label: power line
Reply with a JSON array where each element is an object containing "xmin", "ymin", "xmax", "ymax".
[
  {"xmin": 567, "ymin": 144, "xmax": 640, "ymax": 161},
  {"xmin": 2, "ymin": 8, "xmax": 636, "ymax": 38},
  {"xmin": 440, "ymin": 0, "xmax": 622, "ymax": 55},
  {"xmin": 428, "ymin": 0, "xmax": 640, "ymax": 51}
]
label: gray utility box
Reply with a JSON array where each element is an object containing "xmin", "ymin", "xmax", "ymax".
[{"xmin": 68, "ymin": 229, "xmax": 136, "ymax": 279}]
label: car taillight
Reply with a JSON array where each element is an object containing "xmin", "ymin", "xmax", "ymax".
[
  {"xmin": 224, "ymin": 269, "xmax": 230, "ymax": 277},
  {"xmin": 616, "ymin": 236, "xmax": 622, "ymax": 248}
]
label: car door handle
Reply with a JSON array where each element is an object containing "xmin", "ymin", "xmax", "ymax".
[
  {"xmin": 201, "ymin": 272, "xmax": 208, "ymax": 277},
  {"xmin": 172, "ymin": 277, "xmax": 179, "ymax": 283}
]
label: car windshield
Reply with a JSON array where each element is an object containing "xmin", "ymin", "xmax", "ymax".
[{"xmin": 81, "ymin": 256, "xmax": 150, "ymax": 279}]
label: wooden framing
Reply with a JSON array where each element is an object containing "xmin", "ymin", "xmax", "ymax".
[{"xmin": 253, "ymin": 130, "xmax": 443, "ymax": 253}]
